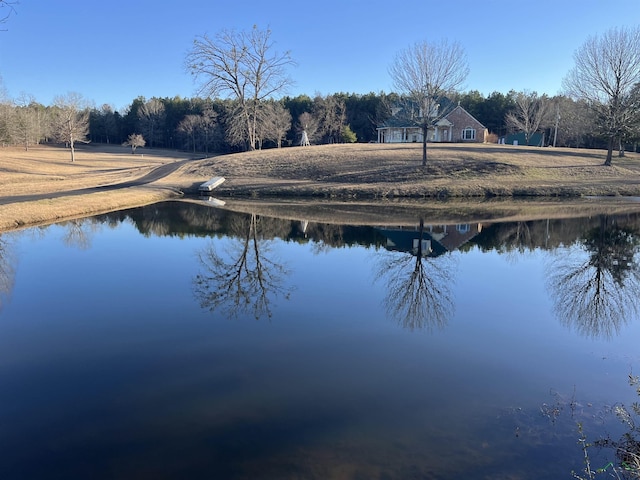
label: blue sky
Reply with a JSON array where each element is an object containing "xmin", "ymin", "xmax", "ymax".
[{"xmin": 0, "ymin": 0, "xmax": 638, "ymax": 112}]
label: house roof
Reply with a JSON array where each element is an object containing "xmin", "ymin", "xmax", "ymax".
[
  {"xmin": 502, "ymin": 132, "xmax": 544, "ymax": 146},
  {"xmin": 378, "ymin": 98, "xmax": 486, "ymax": 130},
  {"xmin": 375, "ymin": 228, "xmax": 448, "ymax": 257}
]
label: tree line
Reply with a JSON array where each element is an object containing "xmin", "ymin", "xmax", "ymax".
[{"xmin": 1, "ymin": 88, "xmax": 637, "ymax": 155}]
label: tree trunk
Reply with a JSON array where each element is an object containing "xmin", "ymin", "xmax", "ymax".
[
  {"xmin": 422, "ymin": 125, "xmax": 428, "ymax": 166},
  {"xmin": 604, "ymin": 136, "xmax": 613, "ymax": 166},
  {"xmin": 618, "ymin": 137, "xmax": 625, "ymax": 157}
]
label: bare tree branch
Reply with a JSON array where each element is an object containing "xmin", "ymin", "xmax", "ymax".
[
  {"xmin": 505, "ymin": 91, "xmax": 551, "ymax": 145},
  {"xmin": 563, "ymin": 26, "xmax": 640, "ymax": 165},
  {"xmin": 389, "ymin": 39, "xmax": 468, "ymax": 165},
  {"xmin": 186, "ymin": 25, "xmax": 295, "ymax": 151},
  {"xmin": 52, "ymin": 92, "xmax": 90, "ymax": 162}
]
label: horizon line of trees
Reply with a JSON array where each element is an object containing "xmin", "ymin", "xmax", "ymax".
[{"xmin": 1, "ymin": 89, "xmax": 638, "ymax": 155}]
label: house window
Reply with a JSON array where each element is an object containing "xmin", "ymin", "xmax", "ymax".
[
  {"xmin": 462, "ymin": 128, "xmax": 476, "ymax": 140},
  {"xmin": 456, "ymin": 224, "xmax": 470, "ymax": 233},
  {"xmin": 413, "ymin": 238, "xmax": 432, "ymax": 255}
]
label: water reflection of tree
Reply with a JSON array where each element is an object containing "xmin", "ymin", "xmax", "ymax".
[
  {"xmin": 61, "ymin": 218, "xmax": 101, "ymax": 249},
  {"xmin": 547, "ymin": 215, "xmax": 640, "ymax": 339},
  {"xmin": 374, "ymin": 219, "xmax": 455, "ymax": 332},
  {"xmin": 0, "ymin": 234, "xmax": 16, "ymax": 312},
  {"xmin": 193, "ymin": 213, "xmax": 291, "ymax": 320}
]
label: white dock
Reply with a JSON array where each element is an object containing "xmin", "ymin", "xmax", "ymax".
[{"xmin": 198, "ymin": 176, "xmax": 225, "ymax": 193}]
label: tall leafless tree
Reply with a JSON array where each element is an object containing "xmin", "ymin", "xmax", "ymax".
[
  {"xmin": 297, "ymin": 111, "xmax": 319, "ymax": 145},
  {"xmin": 199, "ymin": 105, "xmax": 218, "ymax": 155},
  {"xmin": 137, "ymin": 98, "xmax": 165, "ymax": 148},
  {"xmin": 186, "ymin": 25, "xmax": 295, "ymax": 151},
  {"xmin": 505, "ymin": 91, "xmax": 551, "ymax": 146},
  {"xmin": 52, "ymin": 92, "xmax": 90, "ymax": 162},
  {"xmin": 553, "ymin": 96, "xmax": 596, "ymax": 148},
  {"xmin": 563, "ymin": 26, "xmax": 640, "ymax": 165},
  {"xmin": 12, "ymin": 93, "xmax": 38, "ymax": 150},
  {"xmin": 177, "ymin": 114, "xmax": 201, "ymax": 152},
  {"xmin": 314, "ymin": 94, "xmax": 346, "ymax": 144},
  {"xmin": 388, "ymin": 39, "xmax": 469, "ymax": 165},
  {"xmin": 0, "ymin": 101, "xmax": 12, "ymax": 145},
  {"xmin": 258, "ymin": 101, "xmax": 291, "ymax": 148}
]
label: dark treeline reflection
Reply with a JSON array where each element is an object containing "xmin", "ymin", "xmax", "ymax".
[
  {"xmin": 96, "ymin": 202, "xmax": 640, "ymax": 255},
  {"xmin": 25, "ymin": 203, "xmax": 640, "ymax": 334}
]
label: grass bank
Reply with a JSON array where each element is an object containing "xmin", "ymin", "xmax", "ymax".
[
  {"xmin": 2, "ymin": 142, "xmax": 640, "ymax": 232},
  {"xmin": 172, "ymin": 143, "xmax": 640, "ymax": 198}
]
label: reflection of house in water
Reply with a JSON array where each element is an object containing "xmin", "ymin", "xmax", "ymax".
[{"xmin": 377, "ymin": 223, "xmax": 483, "ymax": 257}]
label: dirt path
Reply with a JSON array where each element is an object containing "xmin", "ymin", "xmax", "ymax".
[
  {"xmin": 0, "ymin": 159, "xmax": 192, "ymax": 205},
  {"xmin": 0, "ymin": 146, "xmax": 201, "ymax": 232}
]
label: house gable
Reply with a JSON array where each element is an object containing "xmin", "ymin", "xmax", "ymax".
[{"xmin": 441, "ymin": 106, "xmax": 488, "ymax": 142}]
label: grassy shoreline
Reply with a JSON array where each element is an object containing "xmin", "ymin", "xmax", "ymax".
[
  {"xmin": 1, "ymin": 143, "xmax": 640, "ymax": 232},
  {"xmin": 174, "ymin": 143, "xmax": 640, "ymax": 199}
]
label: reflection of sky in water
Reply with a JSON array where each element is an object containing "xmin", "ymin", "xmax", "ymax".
[{"xmin": 0, "ymin": 210, "xmax": 639, "ymax": 479}]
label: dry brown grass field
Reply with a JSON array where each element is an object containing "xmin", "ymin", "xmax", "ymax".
[
  {"xmin": 183, "ymin": 142, "xmax": 640, "ymax": 198},
  {"xmin": 2, "ymin": 142, "xmax": 640, "ymax": 232}
]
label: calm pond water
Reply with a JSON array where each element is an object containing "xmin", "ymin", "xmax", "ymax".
[{"xmin": 1, "ymin": 200, "xmax": 640, "ymax": 479}]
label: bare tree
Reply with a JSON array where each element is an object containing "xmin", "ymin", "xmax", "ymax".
[
  {"xmin": 297, "ymin": 111, "xmax": 319, "ymax": 145},
  {"xmin": 52, "ymin": 92, "xmax": 90, "ymax": 162},
  {"xmin": 258, "ymin": 101, "xmax": 291, "ymax": 148},
  {"xmin": 177, "ymin": 114, "xmax": 201, "ymax": 152},
  {"xmin": 505, "ymin": 91, "xmax": 551, "ymax": 146},
  {"xmin": 199, "ymin": 105, "xmax": 218, "ymax": 155},
  {"xmin": 622, "ymin": 83, "xmax": 640, "ymax": 154},
  {"xmin": 563, "ymin": 26, "xmax": 640, "ymax": 165},
  {"xmin": 11, "ymin": 93, "xmax": 48, "ymax": 150},
  {"xmin": 553, "ymin": 96, "xmax": 596, "ymax": 148},
  {"xmin": 389, "ymin": 39, "xmax": 469, "ymax": 165},
  {"xmin": 122, "ymin": 133, "xmax": 145, "ymax": 154},
  {"xmin": 0, "ymin": 101, "xmax": 12, "ymax": 145},
  {"xmin": 12, "ymin": 93, "xmax": 38, "ymax": 150},
  {"xmin": 186, "ymin": 25, "xmax": 295, "ymax": 151},
  {"xmin": 224, "ymin": 100, "xmax": 248, "ymax": 149},
  {"xmin": 137, "ymin": 98, "xmax": 165, "ymax": 148},
  {"xmin": 314, "ymin": 94, "xmax": 346, "ymax": 144}
]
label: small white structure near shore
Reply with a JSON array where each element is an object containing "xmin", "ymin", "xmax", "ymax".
[{"xmin": 199, "ymin": 176, "xmax": 225, "ymax": 193}]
